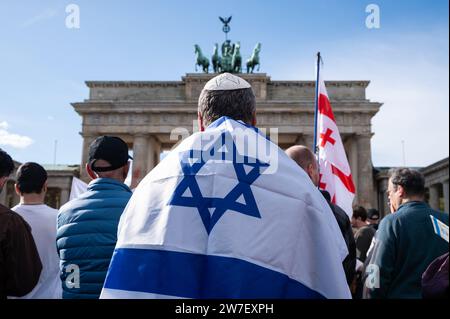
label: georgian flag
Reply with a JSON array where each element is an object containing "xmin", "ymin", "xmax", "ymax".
[
  {"xmin": 316, "ymin": 73, "xmax": 356, "ymax": 218},
  {"xmin": 101, "ymin": 117, "xmax": 351, "ymax": 299}
]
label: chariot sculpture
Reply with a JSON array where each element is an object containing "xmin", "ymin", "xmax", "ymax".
[{"xmin": 194, "ymin": 16, "xmax": 261, "ymax": 74}]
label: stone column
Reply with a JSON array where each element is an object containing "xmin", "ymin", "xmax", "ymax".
[
  {"xmin": 131, "ymin": 135, "xmax": 148, "ymax": 188},
  {"xmin": 443, "ymin": 180, "xmax": 449, "ymax": 213},
  {"xmin": 357, "ymin": 134, "xmax": 375, "ymax": 208},
  {"xmin": 147, "ymin": 136, "xmax": 162, "ymax": 171},
  {"xmin": 60, "ymin": 188, "xmax": 70, "ymax": 207},
  {"xmin": 146, "ymin": 136, "xmax": 156, "ymax": 173},
  {"xmin": 12, "ymin": 191, "xmax": 20, "ymax": 207},
  {"xmin": 154, "ymin": 138, "xmax": 161, "ymax": 166},
  {"xmin": 346, "ymin": 136, "xmax": 359, "ymax": 204},
  {"xmin": 428, "ymin": 184, "xmax": 440, "ymax": 210},
  {"xmin": 380, "ymin": 178, "xmax": 390, "ymax": 218},
  {"xmin": 80, "ymin": 134, "xmax": 96, "ymax": 182}
]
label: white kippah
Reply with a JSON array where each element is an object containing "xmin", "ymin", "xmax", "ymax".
[{"xmin": 203, "ymin": 73, "xmax": 251, "ymax": 91}]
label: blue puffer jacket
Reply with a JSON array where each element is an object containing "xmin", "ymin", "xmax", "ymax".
[{"xmin": 56, "ymin": 178, "xmax": 132, "ymax": 299}]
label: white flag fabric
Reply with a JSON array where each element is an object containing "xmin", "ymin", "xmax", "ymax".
[
  {"xmin": 69, "ymin": 177, "xmax": 88, "ymax": 201},
  {"xmin": 101, "ymin": 117, "xmax": 351, "ymax": 299},
  {"xmin": 316, "ymin": 73, "xmax": 356, "ymax": 218}
]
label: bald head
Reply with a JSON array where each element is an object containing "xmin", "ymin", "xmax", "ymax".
[
  {"xmin": 285, "ymin": 145, "xmax": 319, "ymax": 186},
  {"xmin": 285, "ymin": 145, "xmax": 316, "ymax": 171}
]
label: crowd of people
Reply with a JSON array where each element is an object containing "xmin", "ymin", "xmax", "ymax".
[{"xmin": 0, "ymin": 73, "xmax": 448, "ymax": 299}]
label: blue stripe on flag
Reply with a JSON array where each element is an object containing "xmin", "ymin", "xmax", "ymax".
[{"xmin": 104, "ymin": 248, "xmax": 325, "ymax": 299}]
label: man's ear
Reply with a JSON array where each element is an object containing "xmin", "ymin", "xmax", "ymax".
[
  {"xmin": 198, "ymin": 112, "xmax": 205, "ymax": 132},
  {"xmin": 86, "ymin": 163, "xmax": 97, "ymax": 180},
  {"xmin": 123, "ymin": 161, "xmax": 130, "ymax": 180},
  {"xmin": 307, "ymin": 163, "xmax": 315, "ymax": 180},
  {"xmin": 397, "ymin": 185, "xmax": 406, "ymax": 198},
  {"xmin": 42, "ymin": 181, "xmax": 48, "ymax": 194},
  {"xmin": 251, "ymin": 110, "xmax": 257, "ymax": 127},
  {"xmin": 14, "ymin": 183, "xmax": 21, "ymax": 196}
]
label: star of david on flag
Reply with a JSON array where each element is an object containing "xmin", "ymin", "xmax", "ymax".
[{"xmin": 169, "ymin": 131, "xmax": 269, "ymax": 234}]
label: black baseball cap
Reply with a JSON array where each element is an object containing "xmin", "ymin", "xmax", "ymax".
[
  {"xmin": 88, "ymin": 136, "xmax": 132, "ymax": 172},
  {"xmin": 367, "ymin": 208, "xmax": 380, "ymax": 220}
]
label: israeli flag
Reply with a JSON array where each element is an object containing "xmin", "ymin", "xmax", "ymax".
[{"xmin": 101, "ymin": 117, "xmax": 351, "ymax": 299}]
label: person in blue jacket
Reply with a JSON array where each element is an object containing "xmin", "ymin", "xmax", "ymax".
[
  {"xmin": 363, "ymin": 168, "xmax": 449, "ymax": 299},
  {"xmin": 57, "ymin": 136, "xmax": 133, "ymax": 299}
]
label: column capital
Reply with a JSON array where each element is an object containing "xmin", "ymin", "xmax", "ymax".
[
  {"xmin": 355, "ymin": 132, "xmax": 374, "ymax": 138},
  {"xmin": 80, "ymin": 132, "xmax": 97, "ymax": 138},
  {"xmin": 133, "ymin": 134, "xmax": 148, "ymax": 139}
]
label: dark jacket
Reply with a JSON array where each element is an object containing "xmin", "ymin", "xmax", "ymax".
[
  {"xmin": 56, "ymin": 178, "xmax": 132, "ymax": 299},
  {"xmin": 0, "ymin": 204, "xmax": 42, "ymax": 299},
  {"xmin": 422, "ymin": 252, "xmax": 449, "ymax": 298},
  {"xmin": 321, "ymin": 190, "xmax": 356, "ymax": 286},
  {"xmin": 354, "ymin": 226, "xmax": 376, "ymax": 262},
  {"xmin": 364, "ymin": 201, "xmax": 449, "ymax": 299}
]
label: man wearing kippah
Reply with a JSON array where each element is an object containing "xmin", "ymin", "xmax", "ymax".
[
  {"xmin": 101, "ymin": 73, "xmax": 351, "ymax": 299},
  {"xmin": 56, "ymin": 136, "xmax": 133, "ymax": 299}
]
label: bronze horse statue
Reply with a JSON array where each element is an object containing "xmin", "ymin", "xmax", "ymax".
[
  {"xmin": 212, "ymin": 43, "xmax": 222, "ymax": 73},
  {"xmin": 194, "ymin": 44, "xmax": 209, "ymax": 73},
  {"xmin": 246, "ymin": 43, "xmax": 261, "ymax": 73},
  {"xmin": 231, "ymin": 41, "xmax": 242, "ymax": 73}
]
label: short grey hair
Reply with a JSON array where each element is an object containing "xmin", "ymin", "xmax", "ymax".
[
  {"xmin": 198, "ymin": 88, "xmax": 256, "ymax": 127},
  {"xmin": 389, "ymin": 168, "xmax": 425, "ymax": 197}
]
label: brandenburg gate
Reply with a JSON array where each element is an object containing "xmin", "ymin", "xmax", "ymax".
[{"xmin": 72, "ymin": 73, "xmax": 381, "ymax": 208}]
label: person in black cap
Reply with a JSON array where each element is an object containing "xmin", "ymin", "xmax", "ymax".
[
  {"xmin": 367, "ymin": 208, "xmax": 380, "ymax": 231},
  {"xmin": 56, "ymin": 136, "xmax": 133, "ymax": 299}
]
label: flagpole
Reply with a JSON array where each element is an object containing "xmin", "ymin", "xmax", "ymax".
[{"xmin": 313, "ymin": 52, "xmax": 321, "ymax": 155}]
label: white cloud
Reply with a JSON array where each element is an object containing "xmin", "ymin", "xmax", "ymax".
[
  {"xmin": 0, "ymin": 121, "xmax": 34, "ymax": 149},
  {"xmin": 0, "ymin": 121, "xmax": 8, "ymax": 130},
  {"xmin": 22, "ymin": 8, "xmax": 58, "ymax": 28}
]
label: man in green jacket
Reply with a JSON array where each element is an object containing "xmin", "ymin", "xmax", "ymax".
[{"xmin": 363, "ymin": 168, "xmax": 449, "ymax": 299}]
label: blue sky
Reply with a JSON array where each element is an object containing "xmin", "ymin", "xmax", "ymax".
[{"xmin": 0, "ymin": 0, "xmax": 448, "ymax": 167}]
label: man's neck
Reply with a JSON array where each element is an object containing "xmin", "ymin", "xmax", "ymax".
[
  {"xmin": 401, "ymin": 197, "xmax": 424, "ymax": 205},
  {"xmin": 20, "ymin": 193, "xmax": 45, "ymax": 205}
]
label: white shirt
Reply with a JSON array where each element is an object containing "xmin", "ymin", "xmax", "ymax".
[{"xmin": 10, "ymin": 204, "xmax": 62, "ymax": 299}]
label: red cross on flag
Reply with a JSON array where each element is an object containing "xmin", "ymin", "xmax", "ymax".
[{"xmin": 315, "ymin": 70, "xmax": 355, "ymax": 218}]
